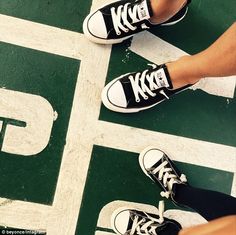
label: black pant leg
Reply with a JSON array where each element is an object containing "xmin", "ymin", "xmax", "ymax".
[{"xmin": 173, "ymin": 184, "xmax": 236, "ymax": 221}]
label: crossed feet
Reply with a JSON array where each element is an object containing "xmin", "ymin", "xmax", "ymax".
[{"xmin": 83, "ymin": 0, "xmax": 199, "ymax": 113}]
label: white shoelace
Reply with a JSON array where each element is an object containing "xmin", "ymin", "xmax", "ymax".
[
  {"xmin": 111, "ymin": 3, "xmax": 145, "ymax": 35},
  {"xmin": 128, "ymin": 64, "xmax": 169, "ymax": 102},
  {"xmin": 151, "ymin": 161, "xmax": 187, "ymax": 199},
  {"xmin": 130, "ymin": 201, "xmax": 165, "ymax": 235}
]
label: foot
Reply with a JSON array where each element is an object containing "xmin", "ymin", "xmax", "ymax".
[
  {"xmin": 101, "ymin": 64, "xmax": 191, "ymax": 113},
  {"xmin": 83, "ymin": 0, "xmax": 191, "ymax": 44},
  {"xmin": 111, "ymin": 201, "xmax": 182, "ymax": 235},
  {"xmin": 139, "ymin": 147, "xmax": 188, "ymax": 201}
]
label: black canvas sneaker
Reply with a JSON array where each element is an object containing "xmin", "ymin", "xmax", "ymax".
[
  {"xmin": 83, "ymin": 0, "xmax": 191, "ymax": 44},
  {"xmin": 111, "ymin": 201, "xmax": 182, "ymax": 235},
  {"xmin": 139, "ymin": 147, "xmax": 188, "ymax": 202},
  {"xmin": 101, "ymin": 64, "xmax": 191, "ymax": 113}
]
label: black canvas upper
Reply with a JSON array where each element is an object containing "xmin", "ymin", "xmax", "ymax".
[
  {"xmin": 142, "ymin": 149, "xmax": 189, "ymax": 204},
  {"xmin": 107, "ymin": 64, "xmax": 191, "ymax": 110},
  {"xmin": 119, "ymin": 83, "xmax": 190, "ymax": 109}
]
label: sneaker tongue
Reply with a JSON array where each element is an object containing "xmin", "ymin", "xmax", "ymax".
[
  {"xmin": 156, "ymin": 67, "xmax": 171, "ymax": 88},
  {"xmin": 159, "ymin": 66, "xmax": 174, "ymax": 89},
  {"xmin": 147, "ymin": 67, "xmax": 172, "ymax": 89},
  {"xmin": 136, "ymin": 0, "xmax": 153, "ymax": 20}
]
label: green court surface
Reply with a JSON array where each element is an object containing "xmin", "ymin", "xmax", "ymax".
[
  {"xmin": 0, "ymin": 42, "xmax": 79, "ymax": 204},
  {"xmin": 0, "ymin": 1, "xmax": 235, "ymax": 235}
]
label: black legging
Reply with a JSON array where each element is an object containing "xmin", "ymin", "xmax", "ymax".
[{"xmin": 172, "ymin": 184, "xmax": 236, "ymax": 221}]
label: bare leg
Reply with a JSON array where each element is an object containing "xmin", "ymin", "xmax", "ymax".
[
  {"xmin": 179, "ymin": 215, "xmax": 236, "ymax": 235},
  {"xmin": 166, "ymin": 22, "xmax": 236, "ymax": 89},
  {"xmin": 150, "ymin": 0, "xmax": 187, "ymax": 24}
]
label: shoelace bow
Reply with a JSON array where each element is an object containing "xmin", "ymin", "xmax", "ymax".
[
  {"xmin": 128, "ymin": 64, "xmax": 169, "ymax": 102},
  {"xmin": 151, "ymin": 161, "xmax": 187, "ymax": 198},
  {"xmin": 111, "ymin": 2, "xmax": 149, "ymax": 35},
  {"xmin": 129, "ymin": 201, "xmax": 165, "ymax": 235}
]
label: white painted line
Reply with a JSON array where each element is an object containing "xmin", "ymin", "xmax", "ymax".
[
  {"xmin": 95, "ymin": 120, "xmax": 236, "ymax": 197},
  {"xmin": 94, "ymin": 120, "xmax": 236, "ymax": 173},
  {"xmin": 0, "ymin": 14, "xmax": 86, "ymax": 60},
  {"xmin": 131, "ymin": 32, "xmax": 186, "ymax": 62},
  {"xmin": 0, "ymin": 2, "xmax": 112, "ymax": 234},
  {"xmin": 130, "ymin": 31, "xmax": 236, "ymax": 98},
  {"xmin": 0, "ymin": 198, "xmax": 51, "ymax": 230},
  {"xmin": 47, "ymin": 42, "xmax": 112, "ymax": 235},
  {"xmin": 95, "ymin": 232, "xmax": 115, "ymax": 235},
  {"xmin": 164, "ymin": 209, "xmax": 207, "ymax": 227}
]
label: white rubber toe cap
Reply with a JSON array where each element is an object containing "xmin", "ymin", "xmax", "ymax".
[
  {"xmin": 86, "ymin": 11, "xmax": 108, "ymax": 38},
  {"xmin": 107, "ymin": 81, "xmax": 127, "ymax": 108},
  {"xmin": 113, "ymin": 210, "xmax": 130, "ymax": 234},
  {"xmin": 142, "ymin": 148, "xmax": 164, "ymax": 169}
]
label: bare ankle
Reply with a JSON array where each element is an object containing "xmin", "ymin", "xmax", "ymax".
[
  {"xmin": 150, "ymin": 0, "xmax": 187, "ymax": 24},
  {"xmin": 166, "ymin": 56, "xmax": 201, "ymax": 89}
]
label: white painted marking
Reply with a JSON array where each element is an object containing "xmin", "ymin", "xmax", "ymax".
[
  {"xmin": 47, "ymin": 42, "xmax": 112, "ymax": 235},
  {"xmin": 192, "ymin": 76, "xmax": 236, "ymax": 98},
  {"xmin": 164, "ymin": 209, "xmax": 207, "ymax": 227},
  {"xmin": 95, "ymin": 232, "xmax": 114, "ymax": 235},
  {"xmin": 95, "ymin": 121, "xmax": 236, "ymax": 173},
  {"xmin": 130, "ymin": 31, "xmax": 236, "ymax": 98},
  {"xmin": 94, "ymin": 121, "xmax": 236, "ymax": 196},
  {"xmin": 0, "ymin": 121, "xmax": 3, "ymax": 133},
  {"xmin": 0, "ymin": 88, "xmax": 54, "ymax": 156},
  {"xmin": 0, "ymin": 14, "xmax": 86, "ymax": 60},
  {"xmin": 0, "ymin": 197, "xmax": 50, "ymax": 230}
]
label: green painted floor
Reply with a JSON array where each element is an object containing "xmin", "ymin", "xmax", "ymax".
[
  {"xmin": 0, "ymin": 0, "xmax": 235, "ymax": 235},
  {"xmin": 0, "ymin": 42, "xmax": 79, "ymax": 204},
  {"xmin": 76, "ymin": 145, "xmax": 233, "ymax": 235}
]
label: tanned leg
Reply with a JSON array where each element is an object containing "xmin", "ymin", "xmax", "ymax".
[{"xmin": 166, "ymin": 22, "xmax": 236, "ymax": 89}]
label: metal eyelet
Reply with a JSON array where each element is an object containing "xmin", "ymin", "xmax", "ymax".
[
  {"xmin": 136, "ymin": 98, "xmax": 140, "ymax": 103},
  {"xmin": 144, "ymin": 96, "xmax": 148, "ymax": 100}
]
